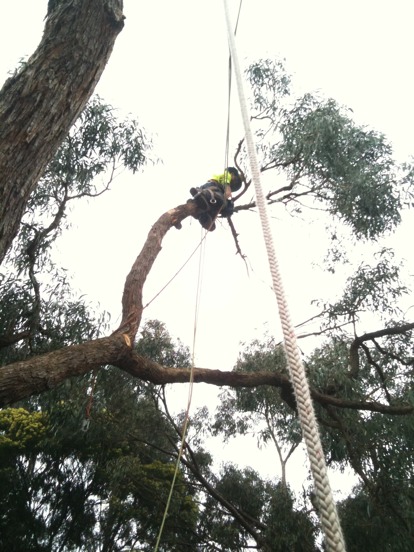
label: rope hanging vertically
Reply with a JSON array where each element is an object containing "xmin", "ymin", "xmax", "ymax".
[
  {"xmin": 222, "ymin": 1, "xmax": 346, "ymax": 551},
  {"xmin": 153, "ymin": 229, "xmax": 206, "ymax": 552}
]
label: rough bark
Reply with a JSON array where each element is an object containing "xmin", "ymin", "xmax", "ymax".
[
  {"xmin": 0, "ymin": 334, "xmax": 131, "ymax": 406},
  {"xmin": 0, "ymin": 0, "xmax": 124, "ymax": 263}
]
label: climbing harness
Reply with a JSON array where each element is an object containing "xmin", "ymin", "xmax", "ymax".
[{"xmin": 222, "ymin": 1, "xmax": 347, "ymax": 551}]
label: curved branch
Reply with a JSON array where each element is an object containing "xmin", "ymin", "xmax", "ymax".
[
  {"xmin": 349, "ymin": 322, "xmax": 414, "ymax": 378},
  {"xmin": 115, "ymin": 201, "xmax": 196, "ymax": 341},
  {"xmin": 355, "ymin": 323, "xmax": 414, "ymax": 342}
]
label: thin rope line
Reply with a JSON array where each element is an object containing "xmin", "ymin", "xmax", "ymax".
[
  {"xmin": 153, "ymin": 229, "xmax": 205, "ymax": 552},
  {"xmin": 224, "ymin": 54, "xmax": 231, "ymax": 170},
  {"xmin": 154, "ymin": 7, "xmax": 239, "ymax": 544},
  {"xmin": 193, "ymin": 228, "xmax": 206, "ymax": 348},
  {"xmin": 144, "ymin": 232, "xmax": 208, "ymax": 310},
  {"xmin": 84, "ymin": 369, "xmax": 98, "ymax": 419},
  {"xmin": 224, "ymin": 0, "xmax": 242, "ymax": 172},
  {"xmin": 223, "ymin": 1, "xmax": 346, "ymax": 551}
]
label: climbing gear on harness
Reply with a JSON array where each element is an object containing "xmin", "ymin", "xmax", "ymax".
[
  {"xmin": 188, "ymin": 183, "xmax": 232, "ymax": 227},
  {"xmin": 188, "ymin": 186, "xmax": 227, "ymax": 231},
  {"xmin": 188, "ymin": 167, "xmax": 242, "ymax": 231}
]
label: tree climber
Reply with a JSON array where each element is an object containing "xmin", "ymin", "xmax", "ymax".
[{"xmin": 188, "ymin": 167, "xmax": 242, "ymax": 231}]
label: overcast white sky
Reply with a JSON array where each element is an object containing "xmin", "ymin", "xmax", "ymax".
[{"xmin": 1, "ymin": 0, "xmax": 414, "ymax": 490}]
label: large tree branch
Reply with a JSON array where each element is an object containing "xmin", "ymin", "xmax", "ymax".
[
  {"xmin": 122, "ymin": 357, "xmax": 412, "ymax": 415},
  {"xmin": 0, "ymin": 333, "xmax": 132, "ymax": 406},
  {"xmin": 1, "ymin": 334, "xmax": 412, "ymax": 415},
  {"xmin": 0, "ymin": 0, "xmax": 124, "ymax": 263}
]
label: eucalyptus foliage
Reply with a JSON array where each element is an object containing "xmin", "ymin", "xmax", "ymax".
[
  {"xmin": 243, "ymin": 59, "xmax": 403, "ymax": 240},
  {"xmin": 0, "ymin": 95, "xmax": 150, "ymax": 365}
]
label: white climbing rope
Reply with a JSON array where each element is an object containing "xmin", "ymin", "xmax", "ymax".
[{"xmin": 222, "ymin": 2, "xmax": 347, "ymax": 551}]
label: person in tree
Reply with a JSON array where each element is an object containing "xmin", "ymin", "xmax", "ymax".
[{"xmin": 189, "ymin": 167, "xmax": 242, "ymax": 231}]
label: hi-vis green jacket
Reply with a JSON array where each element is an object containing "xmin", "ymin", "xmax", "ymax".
[
  {"xmin": 211, "ymin": 172, "xmax": 232, "ymax": 185},
  {"xmin": 210, "ymin": 169, "xmax": 242, "ymax": 193}
]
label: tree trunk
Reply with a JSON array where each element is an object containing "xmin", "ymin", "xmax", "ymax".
[
  {"xmin": 0, "ymin": 0, "xmax": 124, "ymax": 263},
  {"xmin": 0, "ymin": 334, "xmax": 131, "ymax": 406}
]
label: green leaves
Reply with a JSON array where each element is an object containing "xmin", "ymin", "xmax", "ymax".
[
  {"xmin": 0, "ymin": 320, "xmax": 201, "ymax": 551},
  {"xmin": 135, "ymin": 319, "xmax": 191, "ymax": 368},
  {"xmin": 247, "ymin": 58, "xmax": 291, "ymax": 119},
  {"xmin": 340, "ymin": 483, "xmax": 414, "ymax": 552},
  {"xmin": 0, "ymin": 407, "xmax": 47, "ymax": 454},
  {"xmin": 245, "ymin": 59, "xmax": 403, "ymax": 240},
  {"xmin": 0, "ymin": 94, "xmax": 150, "ymax": 364},
  {"xmin": 278, "ymin": 94, "xmax": 400, "ymax": 238},
  {"xmin": 264, "ymin": 483, "xmax": 318, "ymax": 552},
  {"xmin": 44, "ymin": 95, "xmax": 151, "ymax": 197},
  {"xmin": 324, "ymin": 248, "xmax": 408, "ymax": 322}
]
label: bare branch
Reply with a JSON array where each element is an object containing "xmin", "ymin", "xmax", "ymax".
[
  {"xmin": 227, "ymin": 217, "xmax": 247, "ymax": 260},
  {"xmin": 372, "ymin": 338, "xmax": 414, "ymax": 367},
  {"xmin": 361, "ymin": 342, "xmax": 393, "ymax": 404},
  {"xmin": 356, "ymin": 323, "xmax": 414, "ymax": 343},
  {"xmin": 349, "ymin": 322, "xmax": 414, "ymax": 378},
  {"xmin": 115, "ymin": 201, "xmax": 196, "ymax": 341},
  {"xmin": 0, "ymin": 331, "xmax": 31, "ymax": 349},
  {"xmin": 297, "ymin": 320, "xmax": 352, "ymax": 340}
]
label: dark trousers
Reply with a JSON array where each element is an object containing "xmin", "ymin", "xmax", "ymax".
[{"xmin": 199, "ymin": 183, "xmax": 234, "ymax": 217}]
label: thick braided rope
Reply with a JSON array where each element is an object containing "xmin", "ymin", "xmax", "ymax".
[{"xmin": 223, "ymin": 2, "xmax": 346, "ymax": 550}]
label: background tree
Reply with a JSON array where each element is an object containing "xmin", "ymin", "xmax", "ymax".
[
  {"xmin": 0, "ymin": 319, "xmax": 322, "ymax": 551},
  {"xmin": 213, "ymin": 336, "xmax": 302, "ymax": 487},
  {"xmin": 0, "ymin": 321, "xmax": 199, "ymax": 551}
]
